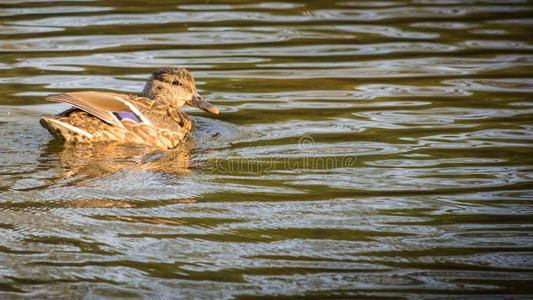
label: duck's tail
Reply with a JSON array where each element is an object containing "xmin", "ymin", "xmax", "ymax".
[{"xmin": 40, "ymin": 117, "xmax": 93, "ymax": 143}]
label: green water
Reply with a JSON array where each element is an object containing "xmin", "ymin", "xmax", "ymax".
[{"xmin": 1, "ymin": 0, "xmax": 533, "ymax": 298}]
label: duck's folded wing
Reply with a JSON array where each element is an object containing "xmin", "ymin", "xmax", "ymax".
[{"xmin": 46, "ymin": 91, "xmax": 152, "ymax": 128}]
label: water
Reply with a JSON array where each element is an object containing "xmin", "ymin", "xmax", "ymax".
[{"xmin": 1, "ymin": 0, "xmax": 533, "ymax": 298}]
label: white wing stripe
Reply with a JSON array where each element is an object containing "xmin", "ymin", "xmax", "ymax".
[
  {"xmin": 46, "ymin": 118, "xmax": 93, "ymax": 138},
  {"xmin": 113, "ymin": 96, "xmax": 153, "ymax": 126}
]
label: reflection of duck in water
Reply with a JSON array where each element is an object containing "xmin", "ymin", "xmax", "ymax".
[
  {"xmin": 41, "ymin": 140, "xmax": 195, "ymax": 208},
  {"xmin": 49, "ymin": 140, "xmax": 192, "ymax": 181},
  {"xmin": 40, "ymin": 68, "xmax": 219, "ymax": 149}
]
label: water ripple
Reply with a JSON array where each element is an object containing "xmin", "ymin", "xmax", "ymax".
[{"xmin": 0, "ymin": 0, "xmax": 532, "ymax": 298}]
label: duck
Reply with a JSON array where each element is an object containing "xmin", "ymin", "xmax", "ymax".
[{"xmin": 40, "ymin": 67, "xmax": 219, "ymax": 149}]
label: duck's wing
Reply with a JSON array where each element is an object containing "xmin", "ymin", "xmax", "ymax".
[{"xmin": 46, "ymin": 91, "xmax": 153, "ymax": 128}]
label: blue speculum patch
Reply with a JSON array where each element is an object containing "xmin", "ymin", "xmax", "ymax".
[{"xmin": 113, "ymin": 111, "xmax": 141, "ymax": 123}]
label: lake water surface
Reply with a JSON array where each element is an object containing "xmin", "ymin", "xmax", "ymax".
[{"xmin": 1, "ymin": 0, "xmax": 533, "ymax": 298}]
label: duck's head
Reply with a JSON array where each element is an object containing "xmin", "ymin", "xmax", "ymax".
[{"xmin": 142, "ymin": 67, "xmax": 219, "ymax": 114}]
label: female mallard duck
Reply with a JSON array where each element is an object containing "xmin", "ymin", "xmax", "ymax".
[{"xmin": 40, "ymin": 68, "xmax": 219, "ymax": 149}]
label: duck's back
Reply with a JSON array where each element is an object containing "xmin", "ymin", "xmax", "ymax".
[{"xmin": 40, "ymin": 92, "xmax": 191, "ymax": 149}]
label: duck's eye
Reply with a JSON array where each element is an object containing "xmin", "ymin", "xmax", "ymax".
[{"xmin": 172, "ymin": 80, "xmax": 182, "ymax": 86}]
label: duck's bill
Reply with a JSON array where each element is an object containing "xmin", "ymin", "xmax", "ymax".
[{"xmin": 188, "ymin": 93, "xmax": 219, "ymax": 114}]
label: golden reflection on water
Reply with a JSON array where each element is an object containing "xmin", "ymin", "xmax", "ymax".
[{"xmin": 50, "ymin": 140, "xmax": 192, "ymax": 181}]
